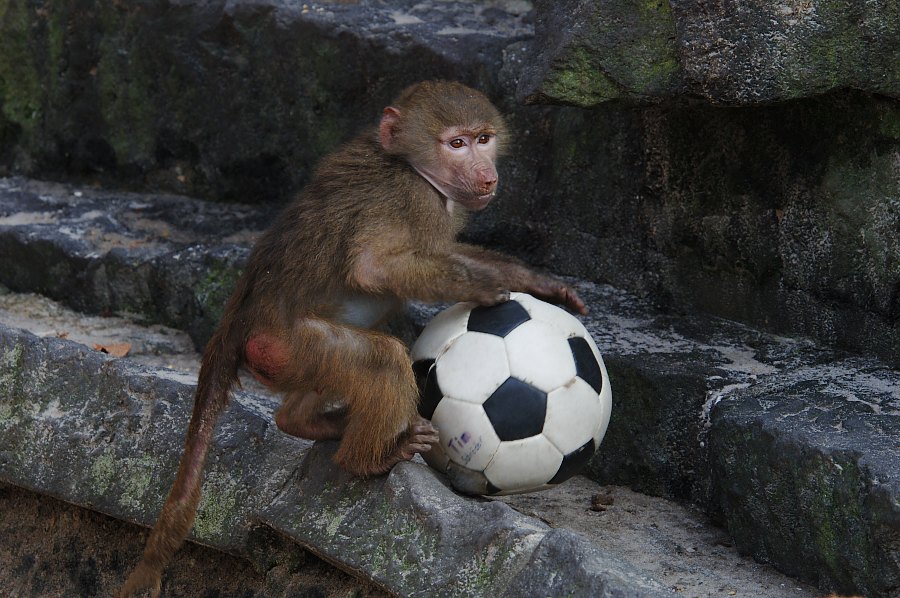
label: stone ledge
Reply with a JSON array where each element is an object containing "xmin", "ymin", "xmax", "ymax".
[
  {"xmin": 0, "ymin": 323, "xmax": 673, "ymax": 597},
  {"xmin": 709, "ymin": 361, "xmax": 900, "ymax": 597},
  {"xmin": 0, "ymin": 177, "xmax": 268, "ymax": 348}
]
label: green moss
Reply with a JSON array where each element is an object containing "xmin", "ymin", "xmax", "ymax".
[
  {"xmin": 323, "ymin": 502, "xmax": 347, "ymax": 538},
  {"xmin": 90, "ymin": 451, "xmax": 118, "ymax": 495},
  {"xmin": 820, "ymin": 152, "xmax": 900, "ymax": 302},
  {"xmin": 444, "ymin": 538, "xmax": 520, "ymax": 595},
  {"xmin": 195, "ymin": 260, "xmax": 242, "ymax": 324},
  {"xmin": 877, "ymin": 103, "xmax": 900, "ymax": 140},
  {"xmin": 0, "ymin": 0, "xmax": 44, "ymax": 140},
  {"xmin": 94, "ymin": 6, "xmax": 158, "ymax": 165},
  {"xmin": 120, "ymin": 455, "xmax": 157, "ymax": 509},
  {"xmin": 539, "ymin": 0, "xmax": 680, "ymax": 106},
  {"xmin": 0, "ymin": 343, "xmax": 24, "ymax": 396},
  {"xmin": 90, "ymin": 450, "xmax": 158, "ymax": 511},
  {"xmin": 776, "ymin": 2, "xmax": 900, "ymax": 98},
  {"xmin": 194, "ymin": 471, "xmax": 241, "ymax": 541},
  {"xmin": 629, "ymin": 0, "xmax": 681, "ymax": 93},
  {"xmin": 44, "ymin": 4, "xmax": 67, "ymax": 104},
  {"xmin": 289, "ymin": 39, "xmax": 352, "ymax": 157},
  {"xmin": 803, "ymin": 454, "xmax": 868, "ymax": 574},
  {"xmin": 541, "ymin": 45, "xmax": 623, "ymax": 106}
]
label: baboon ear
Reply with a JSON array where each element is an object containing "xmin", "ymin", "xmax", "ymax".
[{"xmin": 379, "ymin": 107, "xmax": 402, "ymax": 152}]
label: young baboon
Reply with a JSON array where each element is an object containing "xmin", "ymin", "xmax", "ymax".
[{"xmin": 120, "ymin": 80, "xmax": 586, "ymax": 597}]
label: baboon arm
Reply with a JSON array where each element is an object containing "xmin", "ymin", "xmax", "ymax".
[
  {"xmin": 349, "ymin": 244, "xmax": 510, "ymax": 306},
  {"xmin": 350, "ymin": 242, "xmax": 586, "ymax": 314},
  {"xmin": 454, "ymin": 244, "xmax": 588, "ymax": 314}
]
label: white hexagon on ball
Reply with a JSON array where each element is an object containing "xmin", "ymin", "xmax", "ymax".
[
  {"xmin": 543, "ymin": 378, "xmax": 605, "ymax": 456},
  {"xmin": 410, "ymin": 302, "xmax": 472, "ymax": 362},
  {"xmin": 435, "ymin": 332, "xmax": 509, "ymax": 403},
  {"xmin": 484, "ymin": 435, "xmax": 564, "ymax": 492},
  {"xmin": 511, "ymin": 291, "xmax": 589, "ymax": 339},
  {"xmin": 504, "ymin": 320, "xmax": 576, "ymax": 393},
  {"xmin": 430, "ymin": 397, "xmax": 500, "ymax": 471}
]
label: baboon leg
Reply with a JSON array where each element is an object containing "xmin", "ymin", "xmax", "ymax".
[
  {"xmin": 250, "ymin": 318, "xmax": 437, "ymax": 475},
  {"xmin": 274, "ymin": 391, "xmax": 348, "ymax": 441}
]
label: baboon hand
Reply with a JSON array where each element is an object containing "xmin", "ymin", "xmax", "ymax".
[
  {"xmin": 402, "ymin": 416, "xmax": 441, "ymax": 457},
  {"xmin": 367, "ymin": 417, "xmax": 440, "ymax": 475},
  {"xmin": 529, "ymin": 276, "xmax": 588, "ymax": 315}
]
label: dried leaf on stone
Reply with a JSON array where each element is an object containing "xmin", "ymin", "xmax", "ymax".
[{"xmin": 93, "ymin": 342, "xmax": 132, "ymax": 357}]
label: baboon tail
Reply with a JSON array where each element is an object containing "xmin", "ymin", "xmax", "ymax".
[{"xmin": 119, "ymin": 324, "xmax": 243, "ymax": 597}]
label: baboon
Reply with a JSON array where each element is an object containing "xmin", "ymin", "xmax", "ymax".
[{"xmin": 120, "ymin": 80, "xmax": 586, "ymax": 597}]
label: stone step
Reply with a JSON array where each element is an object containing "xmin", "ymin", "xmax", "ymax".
[
  {"xmin": 0, "ymin": 0, "xmax": 529, "ymax": 203},
  {"xmin": 0, "ymin": 177, "xmax": 271, "ymax": 349},
  {"xmin": 709, "ymin": 360, "xmax": 900, "ymax": 596},
  {"xmin": 0, "ymin": 176, "xmax": 897, "ymax": 597},
  {"xmin": 0, "ymin": 287, "xmax": 816, "ymax": 598}
]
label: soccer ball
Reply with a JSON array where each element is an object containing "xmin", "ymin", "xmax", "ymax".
[{"xmin": 411, "ymin": 292, "xmax": 612, "ymax": 495}]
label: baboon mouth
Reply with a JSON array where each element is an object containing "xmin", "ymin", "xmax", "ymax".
[{"xmin": 466, "ymin": 192, "xmax": 495, "ymax": 210}]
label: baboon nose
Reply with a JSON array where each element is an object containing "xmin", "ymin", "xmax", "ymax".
[{"xmin": 480, "ymin": 175, "xmax": 498, "ymax": 194}]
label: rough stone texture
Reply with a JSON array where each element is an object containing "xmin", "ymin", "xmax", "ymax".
[
  {"xmin": 497, "ymin": 479, "xmax": 820, "ymax": 597},
  {"xmin": 671, "ymin": 0, "xmax": 900, "ymax": 105},
  {"xmin": 708, "ymin": 361, "xmax": 900, "ymax": 598},
  {"xmin": 518, "ymin": 0, "xmax": 900, "ymax": 106},
  {"xmin": 0, "ymin": 322, "xmax": 675, "ymax": 597},
  {"xmin": 0, "ymin": 177, "xmax": 270, "ymax": 348},
  {"xmin": 0, "ymin": 288, "xmax": 824, "ymax": 598},
  {"xmin": 0, "ymin": 483, "xmax": 387, "ymax": 597},
  {"xmin": 516, "ymin": 0, "xmax": 683, "ymax": 106},
  {"xmin": 2, "ymin": 277, "xmax": 893, "ymax": 596},
  {"xmin": 0, "ymin": 0, "xmax": 531, "ymax": 201},
  {"xmin": 263, "ymin": 445, "xmax": 673, "ymax": 598},
  {"xmin": 1, "ymin": 2, "xmax": 898, "ymax": 365},
  {"xmin": 0, "ymin": 177, "xmax": 897, "ymax": 594},
  {"xmin": 511, "ymin": 93, "xmax": 900, "ymax": 368}
]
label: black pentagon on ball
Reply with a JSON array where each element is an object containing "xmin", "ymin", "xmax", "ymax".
[
  {"xmin": 467, "ymin": 299, "xmax": 531, "ymax": 337},
  {"xmin": 568, "ymin": 337, "xmax": 604, "ymax": 394},
  {"xmin": 482, "ymin": 377, "xmax": 547, "ymax": 441},
  {"xmin": 412, "ymin": 359, "xmax": 443, "ymax": 419},
  {"xmin": 549, "ymin": 439, "xmax": 596, "ymax": 485}
]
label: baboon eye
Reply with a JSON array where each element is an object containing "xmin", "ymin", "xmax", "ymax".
[
  {"xmin": 477, "ymin": 134, "xmax": 492, "ymax": 144},
  {"xmin": 449, "ymin": 138, "xmax": 466, "ymax": 149}
]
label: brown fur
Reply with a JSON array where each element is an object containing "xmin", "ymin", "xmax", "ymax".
[{"xmin": 120, "ymin": 80, "xmax": 585, "ymax": 597}]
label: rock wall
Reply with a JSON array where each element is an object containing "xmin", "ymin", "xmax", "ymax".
[
  {"xmin": 518, "ymin": 0, "xmax": 900, "ymax": 105},
  {"xmin": 1, "ymin": 1, "xmax": 896, "ymax": 364},
  {"xmin": 0, "ymin": 0, "xmax": 530, "ymax": 200},
  {"xmin": 0, "ymin": 0, "xmax": 897, "ymax": 363},
  {"xmin": 501, "ymin": 92, "xmax": 900, "ymax": 367}
]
